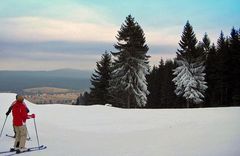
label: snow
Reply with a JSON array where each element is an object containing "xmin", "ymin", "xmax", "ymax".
[
  {"xmin": 173, "ymin": 59, "xmax": 207, "ymax": 104},
  {"xmin": 0, "ymin": 93, "xmax": 240, "ymax": 156},
  {"xmin": 110, "ymin": 56, "xmax": 149, "ymax": 107}
]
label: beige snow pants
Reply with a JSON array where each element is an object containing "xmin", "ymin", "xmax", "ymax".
[{"xmin": 14, "ymin": 125, "xmax": 27, "ymax": 148}]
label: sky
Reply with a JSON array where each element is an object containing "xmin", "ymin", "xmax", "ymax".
[{"xmin": 0, "ymin": 0, "xmax": 239, "ymax": 71}]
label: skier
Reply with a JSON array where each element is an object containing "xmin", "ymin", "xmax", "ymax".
[
  {"xmin": 10, "ymin": 95, "xmax": 35, "ymax": 153},
  {"xmin": 6, "ymin": 95, "xmax": 30, "ymax": 138}
]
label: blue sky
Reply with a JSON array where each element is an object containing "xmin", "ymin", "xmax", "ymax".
[{"xmin": 0, "ymin": 0, "xmax": 239, "ymax": 70}]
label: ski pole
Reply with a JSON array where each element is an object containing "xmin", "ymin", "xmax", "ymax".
[
  {"xmin": 0, "ymin": 116, "xmax": 8, "ymax": 138},
  {"xmin": 26, "ymin": 125, "xmax": 31, "ymax": 140},
  {"xmin": 33, "ymin": 118, "xmax": 40, "ymax": 148}
]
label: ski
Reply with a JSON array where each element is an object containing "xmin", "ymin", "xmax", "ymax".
[
  {"xmin": 6, "ymin": 145, "xmax": 46, "ymax": 156},
  {"xmin": 0, "ymin": 145, "xmax": 46, "ymax": 155},
  {"xmin": 6, "ymin": 134, "xmax": 31, "ymax": 141},
  {"xmin": 0, "ymin": 147, "xmax": 20, "ymax": 155},
  {"xmin": 0, "ymin": 148, "xmax": 18, "ymax": 155},
  {"xmin": 0, "ymin": 150, "xmax": 15, "ymax": 155}
]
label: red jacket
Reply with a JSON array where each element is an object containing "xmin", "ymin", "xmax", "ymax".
[{"xmin": 12, "ymin": 101, "xmax": 30, "ymax": 126}]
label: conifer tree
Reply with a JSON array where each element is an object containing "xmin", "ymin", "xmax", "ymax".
[
  {"xmin": 89, "ymin": 51, "xmax": 112, "ymax": 104},
  {"xmin": 202, "ymin": 33, "xmax": 211, "ymax": 55},
  {"xmin": 75, "ymin": 92, "xmax": 90, "ymax": 105},
  {"xmin": 146, "ymin": 59, "xmax": 165, "ymax": 108},
  {"xmin": 147, "ymin": 59, "xmax": 181, "ymax": 108},
  {"xmin": 216, "ymin": 31, "xmax": 231, "ymax": 106},
  {"xmin": 177, "ymin": 21, "xmax": 198, "ymax": 61},
  {"xmin": 173, "ymin": 21, "xmax": 207, "ymax": 107},
  {"xmin": 229, "ymin": 28, "xmax": 240, "ymax": 105},
  {"xmin": 205, "ymin": 44, "xmax": 218, "ymax": 106},
  {"xmin": 160, "ymin": 60, "xmax": 178, "ymax": 108},
  {"xmin": 109, "ymin": 15, "xmax": 150, "ymax": 108},
  {"xmin": 158, "ymin": 59, "xmax": 165, "ymax": 107},
  {"xmin": 146, "ymin": 65, "xmax": 160, "ymax": 108}
]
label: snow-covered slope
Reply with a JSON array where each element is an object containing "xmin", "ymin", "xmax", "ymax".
[{"xmin": 0, "ymin": 93, "xmax": 240, "ymax": 156}]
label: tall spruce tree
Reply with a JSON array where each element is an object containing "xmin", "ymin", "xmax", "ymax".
[
  {"xmin": 205, "ymin": 44, "xmax": 218, "ymax": 107},
  {"xmin": 160, "ymin": 60, "xmax": 178, "ymax": 108},
  {"xmin": 177, "ymin": 21, "xmax": 198, "ymax": 61},
  {"xmin": 229, "ymin": 28, "xmax": 240, "ymax": 105},
  {"xmin": 216, "ymin": 31, "xmax": 231, "ymax": 106},
  {"xmin": 202, "ymin": 33, "xmax": 211, "ymax": 55},
  {"xmin": 158, "ymin": 59, "xmax": 165, "ymax": 107},
  {"xmin": 173, "ymin": 21, "xmax": 207, "ymax": 107},
  {"xmin": 146, "ymin": 65, "xmax": 160, "ymax": 108},
  {"xmin": 89, "ymin": 51, "xmax": 112, "ymax": 104},
  {"xmin": 147, "ymin": 59, "xmax": 164, "ymax": 108},
  {"xmin": 109, "ymin": 15, "xmax": 150, "ymax": 108}
]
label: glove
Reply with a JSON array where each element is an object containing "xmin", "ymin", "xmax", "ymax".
[
  {"xmin": 6, "ymin": 111, "xmax": 10, "ymax": 116},
  {"xmin": 29, "ymin": 114, "xmax": 35, "ymax": 119},
  {"xmin": 6, "ymin": 106, "xmax": 12, "ymax": 116}
]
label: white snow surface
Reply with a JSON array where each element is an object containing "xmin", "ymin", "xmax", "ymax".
[{"xmin": 0, "ymin": 93, "xmax": 240, "ymax": 156}]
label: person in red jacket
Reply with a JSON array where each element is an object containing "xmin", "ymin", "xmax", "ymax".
[
  {"xmin": 6, "ymin": 95, "xmax": 30, "ymax": 138},
  {"xmin": 10, "ymin": 95, "xmax": 35, "ymax": 152}
]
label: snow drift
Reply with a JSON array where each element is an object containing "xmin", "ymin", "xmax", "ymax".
[{"xmin": 0, "ymin": 93, "xmax": 240, "ymax": 156}]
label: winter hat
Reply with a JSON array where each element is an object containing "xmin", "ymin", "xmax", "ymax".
[{"xmin": 16, "ymin": 95, "xmax": 24, "ymax": 102}]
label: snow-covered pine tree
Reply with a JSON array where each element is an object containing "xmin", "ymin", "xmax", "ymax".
[
  {"xmin": 173, "ymin": 21, "xmax": 207, "ymax": 107},
  {"xmin": 109, "ymin": 15, "xmax": 150, "ymax": 108},
  {"xmin": 89, "ymin": 51, "xmax": 112, "ymax": 104},
  {"xmin": 173, "ymin": 58, "xmax": 207, "ymax": 106}
]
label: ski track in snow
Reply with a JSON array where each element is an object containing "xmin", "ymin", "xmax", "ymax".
[{"xmin": 0, "ymin": 93, "xmax": 240, "ymax": 156}]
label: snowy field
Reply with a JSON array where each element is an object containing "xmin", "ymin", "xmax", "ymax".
[{"xmin": 0, "ymin": 93, "xmax": 240, "ymax": 156}]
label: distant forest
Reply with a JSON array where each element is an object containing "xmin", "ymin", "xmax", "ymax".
[{"xmin": 77, "ymin": 15, "xmax": 240, "ymax": 108}]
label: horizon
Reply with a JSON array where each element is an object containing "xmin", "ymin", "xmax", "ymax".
[
  {"xmin": 0, "ymin": 0, "xmax": 239, "ymax": 71},
  {"xmin": 0, "ymin": 68, "xmax": 92, "ymax": 72}
]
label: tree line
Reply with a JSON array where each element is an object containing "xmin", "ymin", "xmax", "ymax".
[{"xmin": 75, "ymin": 15, "xmax": 240, "ymax": 108}]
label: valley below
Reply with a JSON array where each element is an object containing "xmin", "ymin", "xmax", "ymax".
[{"xmin": 23, "ymin": 87, "xmax": 82, "ymax": 104}]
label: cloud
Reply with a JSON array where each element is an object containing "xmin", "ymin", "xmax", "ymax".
[
  {"xmin": 0, "ymin": 16, "xmax": 119, "ymax": 42},
  {"xmin": 0, "ymin": 40, "xmax": 176, "ymax": 70},
  {"xmin": 144, "ymin": 24, "xmax": 183, "ymax": 45},
  {"xmin": 0, "ymin": 15, "xmax": 181, "ymax": 46},
  {"xmin": 0, "ymin": 58, "xmax": 98, "ymax": 71},
  {"xmin": 0, "ymin": 41, "xmax": 114, "ymax": 55},
  {"xmin": 0, "ymin": 10, "xmax": 182, "ymax": 46},
  {"xmin": 0, "ymin": 2, "xmax": 180, "ymax": 71}
]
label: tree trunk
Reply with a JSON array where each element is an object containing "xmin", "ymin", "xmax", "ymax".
[
  {"xmin": 187, "ymin": 100, "xmax": 190, "ymax": 108},
  {"xmin": 127, "ymin": 92, "xmax": 131, "ymax": 108}
]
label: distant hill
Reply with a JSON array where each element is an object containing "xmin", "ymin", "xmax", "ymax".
[{"xmin": 0, "ymin": 69, "xmax": 92, "ymax": 92}]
